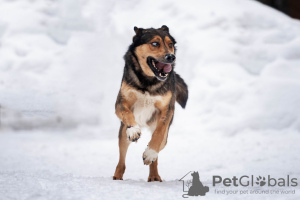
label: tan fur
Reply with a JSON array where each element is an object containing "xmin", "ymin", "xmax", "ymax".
[
  {"xmin": 113, "ymin": 28, "xmax": 186, "ymax": 182},
  {"xmin": 114, "ymin": 83, "xmax": 173, "ymax": 180},
  {"xmin": 115, "ymin": 82, "xmax": 137, "ymax": 127},
  {"xmin": 134, "ymin": 36, "xmax": 175, "ymax": 77},
  {"xmin": 164, "ymin": 36, "xmax": 175, "ymax": 52},
  {"xmin": 116, "ymin": 82, "xmax": 172, "ymax": 130},
  {"xmin": 148, "ymin": 91, "xmax": 173, "ymax": 152},
  {"xmin": 148, "ymin": 159, "xmax": 162, "ymax": 182},
  {"xmin": 113, "ymin": 123, "xmax": 130, "ymax": 180}
]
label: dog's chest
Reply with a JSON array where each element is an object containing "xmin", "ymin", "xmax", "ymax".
[{"xmin": 132, "ymin": 91, "xmax": 161, "ymax": 127}]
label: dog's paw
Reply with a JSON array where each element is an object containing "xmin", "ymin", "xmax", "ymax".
[
  {"xmin": 126, "ymin": 125, "xmax": 141, "ymax": 142},
  {"xmin": 142, "ymin": 147, "xmax": 158, "ymax": 165},
  {"xmin": 113, "ymin": 164, "xmax": 125, "ymax": 180},
  {"xmin": 148, "ymin": 175, "xmax": 162, "ymax": 182},
  {"xmin": 113, "ymin": 175, "xmax": 123, "ymax": 180}
]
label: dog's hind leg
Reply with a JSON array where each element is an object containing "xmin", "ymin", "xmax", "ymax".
[
  {"xmin": 147, "ymin": 126, "xmax": 170, "ymax": 182},
  {"xmin": 113, "ymin": 122, "xmax": 131, "ymax": 180},
  {"xmin": 148, "ymin": 158, "xmax": 162, "ymax": 182}
]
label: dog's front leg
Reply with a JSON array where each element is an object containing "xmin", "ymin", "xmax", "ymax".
[
  {"xmin": 114, "ymin": 91, "xmax": 140, "ymax": 180},
  {"xmin": 115, "ymin": 92, "xmax": 141, "ymax": 142},
  {"xmin": 143, "ymin": 98, "xmax": 174, "ymax": 165}
]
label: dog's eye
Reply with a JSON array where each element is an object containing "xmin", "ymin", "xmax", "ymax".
[
  {"xmin": 151, "ymin": 42, "xmax": 159, "ymax": 47},
  {"xmin": 169, "ymin": 43, "xmax": 173, "ymax": 48}
]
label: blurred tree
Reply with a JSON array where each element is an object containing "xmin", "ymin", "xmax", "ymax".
[{"xmin": 256, "ymin": 0, "xmax": 300, "ymax": 19}]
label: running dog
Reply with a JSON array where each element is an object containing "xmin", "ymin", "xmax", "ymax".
[{"xmin": 113, "ymin": 25, "xmax": 188, "ymax": 182}]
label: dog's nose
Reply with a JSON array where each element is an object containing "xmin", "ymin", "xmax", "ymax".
[{"xmin": 165, "ymin": 54, "xmax": 176, "ymax": 62}]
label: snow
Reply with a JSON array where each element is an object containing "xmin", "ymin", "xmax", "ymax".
[{"xmin": 1, "ymin": 0, "xmax": 300, "ymax": 199}]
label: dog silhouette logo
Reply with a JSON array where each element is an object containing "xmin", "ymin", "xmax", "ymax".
[{"xmin": 179, "ymin": 171, "xmax": 209, "ymax": 198}]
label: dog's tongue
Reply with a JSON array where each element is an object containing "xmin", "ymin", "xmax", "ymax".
[
  {"xmin": 156, "ymin": 62, "xmax": 172, "ymax": 73},
  {"xmin": 163, "ymin": 64, "xmax": 172, "ymax": 73}
]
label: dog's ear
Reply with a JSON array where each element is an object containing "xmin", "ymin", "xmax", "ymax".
[
  {"xmin": 134, "ymin": 26, "xmax": 140, "ymax": 34},
  {"xmin": 159, "ymin": 25, "xmax": 169, "ymax": 32},
  {"xmin": 133, "ymin": 26, "xmax": 144, "ymax": 42}
]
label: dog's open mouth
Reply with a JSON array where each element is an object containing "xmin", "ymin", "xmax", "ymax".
[{"xmin": 147, "ymin": 57, "xmax": 173, "ymax": 81}]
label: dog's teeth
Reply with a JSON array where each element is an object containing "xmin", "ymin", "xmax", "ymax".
[
  {"xmin": 158, "ymin": 72, "xmax": 168, "ymax": 78},
  {"xmin": 152, "ymin": 60, "xmax": 156, "ymax": 68},
  {"xmin": 160, "ymin": 73, "xmax": 166, "ymax": 77}
]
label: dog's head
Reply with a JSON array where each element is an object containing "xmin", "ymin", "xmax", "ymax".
[{"xmin": 131, "ymin": 25, "xmax": 176, "ymax": 81}]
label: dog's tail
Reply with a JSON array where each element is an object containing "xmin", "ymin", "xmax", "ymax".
[{"xmin": 175, "ymin": 73, "xmax": 188, "ymax": 109}]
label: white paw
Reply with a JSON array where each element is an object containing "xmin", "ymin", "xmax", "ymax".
[
  {"xmin": 126, "ymin": 125, "xmax": 141, "ymax": 142},
  {"xmin": 143, "ymin": 147, "xmax": 158, "ymax": 165}
]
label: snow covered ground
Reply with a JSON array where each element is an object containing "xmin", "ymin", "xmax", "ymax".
[{"xmin": 1, "ymin": 0, "xmax": 300, "ymax": 199}]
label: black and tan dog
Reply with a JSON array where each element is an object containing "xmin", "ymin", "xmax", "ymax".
[{"xmin": 113, "ymin": 25, "xmax": 188, "ymax": 182}]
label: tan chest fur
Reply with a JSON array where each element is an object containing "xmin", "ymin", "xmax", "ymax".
[{"xmin": 131, "ymin": 91, "xmax": 161, "ymax": 128}]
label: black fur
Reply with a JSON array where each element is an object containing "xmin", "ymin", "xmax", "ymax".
[{"xmin": 175, "ymin": 73, "xmax": 188, "ymax": 108}]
